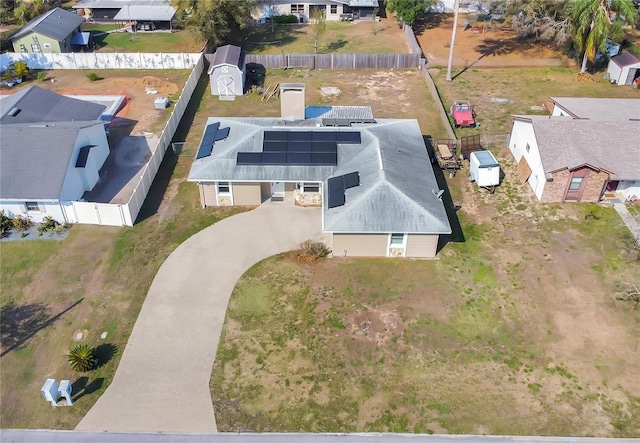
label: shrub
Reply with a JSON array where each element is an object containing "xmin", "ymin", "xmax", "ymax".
[
  {"xmin": 86, "ymin": 72, "xmax": 100, "ymax": 82},
  {"xmin": 12, "ymin": 61, "xmax": 29, "ymax": 80},
  {"xmin": 68, "ymin": 343, "xmax": 96, "ymax": 372},
  {"xmin": 37, "ymin": 71, "xmax": 47, "ymax": 81},
  {"xmin": 274, "ymin": 14, "xmax": 299, "ymax": 24},
  {"xmin": 297, "ymin": 240, "xmax": 332, "ymax": 262},
  {"xmin": 37, "ymin": 216, "xmax": 69, "ymax": 234},
  {"xmin": 0, "ymin": 210, "xmax": 12, "ymax": 237},
  {"xmin": 12, "ymin": 214, "xmax": 33, "ymax": 231}
]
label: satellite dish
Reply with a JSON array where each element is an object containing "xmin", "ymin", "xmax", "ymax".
[{"xmin": 432, "ymin": 189, "xmax": 444, "ymax": 200}]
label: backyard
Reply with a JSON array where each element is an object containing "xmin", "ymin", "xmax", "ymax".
[{"xmin": 83, "ymin": 24, "xmax": 205, "ymax": 53}]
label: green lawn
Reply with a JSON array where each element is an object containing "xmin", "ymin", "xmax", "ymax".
[
  {"xmin": 90, "ymin": 29, "xmax": 204, "ymax": 53},
  {"xmin": 227, "ymin": 19, "xmax": 408, "ymax": 54}
]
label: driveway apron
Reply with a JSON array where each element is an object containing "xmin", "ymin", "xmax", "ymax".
[{"xmin": 76, "ymin": 204, "xmax": 322, "ymax": 432}]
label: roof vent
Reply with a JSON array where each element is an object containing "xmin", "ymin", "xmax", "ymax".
[{"xmin": 7, "ymin": 107, "xmax": 21, "ymax": 117}]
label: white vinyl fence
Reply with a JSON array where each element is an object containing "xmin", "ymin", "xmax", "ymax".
[
  {"xmin": 60, "ymin": 53, "xmax": 205, "ymax": 226},
  {"xmin": 0, "ymin": 51, "xmax": 201, "ymax": 71}
]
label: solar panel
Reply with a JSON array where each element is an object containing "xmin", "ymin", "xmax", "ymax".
[
  {"xmin": 237, "ymin": 152, "xmax": 262, "ymax": 164},
  {"xmin": 328, "ymin": 190, "xmax": 345, "ymax": 209},
  {"xmin": 336, "ymin": 132, "xmax": 361, "ymax": 144},
  {"xmin": 311, "ymin": 152, "xmax": 338, "ymax": 165},
  {"xmin": 196, "ymin": 142, "xmax": 215, "ymax": 160},
  {"xmin": 287, "ymin": 141, "xmax": 312, "ymax": 152},
  {"xmin": 311, "ymin": 142, "xmax": 337, "ymax": 153},
  {"xmin": 288, "ymin": 132, "xmax": 312, "ymax": 142},
  {"xmin": 215, "ymin": 126, "xmax": 230, "ymax": 141},
  {"xmin": 205, "ymin": 122, "xmax": 220, "ymax": 137},
  {"xmin": 263, "ymin": 141, "xmax": 287, "ymax": 152},
  {"xmin": 343, "ymin": 171, "xmax": 360, "ymax": 189},
  {"xmin": 262, "ymin": 152, "xmax": 287, "ymax": 165},
  {"xmin": 287, "ymin": 152, "xmax": 313, "ymax": 164},
  {"xmin": 202, "ymin": 132, "xmax": 216, "ymax": 146},
  {"xmin": 327, "ymin": 176, "xmax": 342, "ymax": 193},
  {"xmin": 264, "ymin": 131, "xmax": 287, "ymax": 141},
  {"xmin": 312, "ymin": 132, "xmax": 337, "ymax": 142}
]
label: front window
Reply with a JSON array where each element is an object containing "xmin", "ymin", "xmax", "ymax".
[
  {"xmin": 330, "ymin": 5, "xmax": 338, "ymax": 14},
  {"xmin": 291, "ymin": 4, "xmax": 304, "ymax": 13},
  {"xmin": 25, "ymin": 201, "xmax": 41, "ymax": 212},
  {"xmin": 390, "ymin": 233, "xmax": 405, "ymax": 245},
  {"xmin": 302, "ymin": 182, "xmax": 320, "ymax": 193},
  {"xmin": 217, "ymin": 182, "xmax": 230, "ymax": 194},
  {"xmin": 569, "ymin": 177, "xmax": 583, "ymax": 191}
]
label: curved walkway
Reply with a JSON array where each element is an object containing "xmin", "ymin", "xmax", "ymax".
[{"xmin": 77, "ymin": 204, "xmax": 322, "ymax": 433}]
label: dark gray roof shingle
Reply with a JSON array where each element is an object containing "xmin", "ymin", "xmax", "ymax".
[
  {"xmin": 207, "ymin": 45, "xmax": 243, "ymax": 73},
  {"xmin": 11, "ymin": 7, "xmax": 84, "ymax": 42},
  {"xmin": 0, "ymin": 86, "xmax": 106, "ymax": 124}
]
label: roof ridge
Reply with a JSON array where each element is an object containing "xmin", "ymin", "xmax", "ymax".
[{"xmin": 383, "ymin": 179, "xmax": 450, "ymax": 231}]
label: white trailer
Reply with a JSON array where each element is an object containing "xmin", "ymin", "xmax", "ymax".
[{"xmin": 469, "ymin": 150, "xmax": 500, "ymax": 190}]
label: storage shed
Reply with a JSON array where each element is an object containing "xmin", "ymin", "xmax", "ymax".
[
  {"xmin": 207, "ymin": 45, "xmax": 245, "ymax": 98},
  {"xmin": 469, "ymin": 150, "xmax": 500, "ymax": 189},
  {"xmin": 607, "ymin": 52, "xmax": 640, "ymax": 86}
]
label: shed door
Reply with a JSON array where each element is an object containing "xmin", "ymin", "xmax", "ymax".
[
  {"xmin": 217, "ymin": 74, "xmax": 235, "ymax": 96},
  {"xmin": 625, "ymin": 68, "xmax": 637, "ymax": 85}
]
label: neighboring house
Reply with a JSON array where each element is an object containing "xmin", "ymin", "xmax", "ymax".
[
  {"xmin": 73, "ymin": 0, "xmax": 171, "ymax": 21},
  {"xmin": 188, "ymin": 84, "xmax": 451, "ymax": 258},
  {"xmin": 11, "ymin": 7, "xmax": 88, "ymax": 54},
  {"xmin": 0, "ymin": 86, "xmax": 109, "ymax": 223},
  {"xmin": 508, "ymin": 98, "xmax": 640, "ymax": 203},
  {"xmin": 112, "ymin": 4, "xmax": 177, "ymax": 31},
  {"xmin": 255, "ymin": 0, "xmax": 380, "ymax": 23},
  {"xmin": 606, "ymin": 52, "xmax": 640, "ymax": 86},
  {"xmin": 205, "ymin": 45, "xmax": 245, "ymax": 98}
]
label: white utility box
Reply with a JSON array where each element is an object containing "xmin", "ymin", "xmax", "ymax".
[
  {"xmin": 154, "ymin": 97, "xmax": 170, "ymax": 109},
  {"xmin": 469, "ymin": 150, "xmax": 500, "ymax": 188},
  {"xmin": 41, "ymin": 379, "xmax": 59, "ymax": 406}
]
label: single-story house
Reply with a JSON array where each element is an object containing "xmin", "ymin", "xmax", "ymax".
[
  {"xmin": 548, "ymin": 96, "xmax": 640, "ymax": 121},
  {"xmin": 508, "ymin": 115, "xmax": 640, "ymax": 203},
  {"xmin": 606, "ymin": 52, "xmax": 640, "ymax": 86},
  {"xmin": 255, "ymin": 0, "xmax": 380, "ymax": 23},
  {"xmin": 72, "ymin": 0, "xmax": 172, "ymax": 23},
  {"xmin": 206, "ymin": 45, "xmax": 245, "ymax": 97},
  {"xmin": 188, "ymin": 84, "xmax": 451, "ymax": 258},
  {"xmin": 11, "ymin": 7, "xmax": 89, "ymax": 53},
  {"xmin": 0, "ymin": 86, "xmax": 110, "ymax": 223},
  {"xmin": 112, "ymin": 4, "xmax": 177, "ymax": 31}
]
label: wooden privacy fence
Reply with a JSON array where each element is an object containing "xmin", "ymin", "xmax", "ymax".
[
  {"xmin": 245, "ymin": 52, "xmax": 420, "ymax": 69},
  {"xmin": 403, "ymin": 23, "xmax": 423, "ymax": 56}
]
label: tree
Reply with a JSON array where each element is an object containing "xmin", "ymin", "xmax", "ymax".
[
  {"xmin": 385, "ymin": 0, "xmax": 436, "ymax": 26},
  {"xmin": 495, "ymin": 0, "xmax": 572, "ymax": 46},
  {"xmin": 12, "ymin": 61, "xmax": 29, "ymax": 80},
  {"xmin": 311, "ymin": 8, "xmax": 326, "ymax": 54},
  {"xmin": 172, "ymin": 0, "xmax": 257, "ymax": 47},
  {"xmin": 571, "ymin": 0, "xmax": 637, "ymax": 73}
]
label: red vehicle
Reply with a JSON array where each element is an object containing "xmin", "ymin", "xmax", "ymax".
[{"xmin": 450, "ymin": 100, "xmax": 476, "ymax": 128}]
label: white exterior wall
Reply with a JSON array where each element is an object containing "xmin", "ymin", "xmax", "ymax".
[
  {"xmin": 0, "ymin": 200, "xmax": 66, "ymax": 223},
  {"xmin": 616, "ymin": 180, "xmax": 640, "ymax": 200},
  {"xmin": 267, "ymin": 2, "xmax": 344, "ymax": 22},
  {"xmin": 509, "ymin": 119, "xmax": 547, "ymax": 201},
  {"xmin": 59, "ymin": 124, "xmax": 110, "ymax": 201},
  {"xmin": 607, "ymin": 61, "xmax": 623, "ymax": 84},
  {"xmin": 551, "ymin": 106, "xmax": 570, "ymax": 117}
]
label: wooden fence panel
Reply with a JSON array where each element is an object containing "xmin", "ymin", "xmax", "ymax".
[{"xmin": 244, "ymin": 52, "xmax": 419, "ymax": 70}]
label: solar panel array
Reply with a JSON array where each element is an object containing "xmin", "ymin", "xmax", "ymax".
[
  {"xmin": 196, "ymin": 122, "xmax": 231, "ymax": 160},
  {"xmin": 236, "ymin": 130, "xmax": 361, "ymax": 166},
  {"xmin": 327, "ymin": 171, "xmax": 360, "ymax": 209}
]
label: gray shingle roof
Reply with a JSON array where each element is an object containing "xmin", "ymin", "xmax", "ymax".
[
  {"xmin": 550, "ymin": 97, "xmax": 640, "ymax": 121},
  {"xmin": 527, "ymin": 118, "xmax": 640, "ymax": 180},
  {"xmin": 112, "ymin": 5, "xmax": 176, "ymax": 21},
  {"xmin": 11, "ymin": 7, "xmax": 84, "ymax": 42},
  {"xmin": 0, "ymin": 86, "xmax": 106, "ymax": 125},
  {"xmin": 207, "ymin": 45, "xmax": 243, "ymax": 74},
  {"xmin": 0, "ymin": 121, "xmax": 100, "ymax": 200},
  {"xmin": 188, "ymin": 117, "xmax": 451, "ymax": 235},
  {"xmin": 611, "ymin": 52, "xmax": 640, "ymax": 68},
  {"xmin": 73, "ymin": 0, "xmax": 170, "ymax": 8}
]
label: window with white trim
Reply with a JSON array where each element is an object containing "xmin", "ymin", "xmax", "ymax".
[
  {"xmin": 31, "ymin": 43, "xmax": 41, "ymax": 53},
  {"xmin": 330, "ymin": 5, "xmax": 338, "ymax": 14},
  {"xmin": 43, "ymin": 43, "xmax": 51, "ymax": 49},
  {"xmin": 390, "ymin": 233, "xmax": 405, "ymax": 245},
  {"xmin": 217, "ymin": 182, "xmax": 230, "ymax": 194},
  {"xmin": 302, "ymin": 182, "xmax": 320, "ymax": 193},
  {"xmin": 291, "ymin": 4, "xmax": 304, "ymax": 13},
  {"xmin": 568, "ymin": 177, "xmax": 583, "ymax": 191},
  {"xmin": 25, "ymin": 201, "xmax": 41, "ymax": 212}
]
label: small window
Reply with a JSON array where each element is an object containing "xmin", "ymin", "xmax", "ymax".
[
  {"xmin": 31, "ymin": 43, "xmax": 41, "ymax": 53},
  {"xmin": 330, "ymin": 5, "xmax": 338, "ymax": 14},
  {"xmin": 25, "ymin": 201, "xmax": 41, "ymax": 212},
  {"xmin": 217, "ymin": 182, "xmax": 230, "ymax": 194},
  {"xmin": 390, "ymin": 233, "xmax": 405, "ymax": 245},
  {"xmin": 302, "ymin": 182, "xmax": 320, "ymax": 193},
  {"xmin": 525, "ymin": 143, "xmax": 530, "ymax": 153},
  {"xmin": 569, "ymin": 177, "xmax": 583, "ymax": 191},
  {"xmin": 43, "ymin": 43, "xmax": 51, "ymax": 49},
  {"xmin": 291, "ymin": 4, "xmax": 304, "ymax": 13}
]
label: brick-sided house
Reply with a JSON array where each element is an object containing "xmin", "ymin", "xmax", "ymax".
[
  {"xmin": 0, "ymin": 86, "xmax": 110, "ymax": 222},
  {"xmin": 11, "ymin": 7, "xmax": 89, "ymax": 54},
  {"xmin": 188, "ymin": 84, "xmax": 451, "ymax": 258},
  {"xmin": 508, "ymin": 114, "xmax": 640, "ymax": 203},
  {"xmin": 255, "ymin": 0, "xmax": 380, "ymax": 23}
]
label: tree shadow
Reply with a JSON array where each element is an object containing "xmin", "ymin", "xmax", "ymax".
[
  {"xmin": 424, "ymin": 136, "xmax": 465, "ymax": 253},
  {"xmin": 71, "ymin": 376, "xmax": 104, "ymax": 402},
  {"xmin": 1, "ymin": 299, "xmax": 83, "ymax": 357},
  {"xmin": 474, "ymin": 36, "xmax": 531, "ymax": 57},
  {"xmin": 413, "ymin": 13, "xmax": 450, "ymax": 35},
  {"xmin": 94, "ymin": 343, "xmax": 118, "ymax": 369},
  {"xmin": 226, "ymin": 25, "xmax": 303, "ymax": 53},
  {"xmin": 325, "ymin": 39, "xmax": 348, "ymax": 53}
]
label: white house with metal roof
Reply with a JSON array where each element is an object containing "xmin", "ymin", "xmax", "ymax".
[
  {"xmin": 508, "ymin": 98, "xmax": 640, "ymax": 203},
  {"xmin": 188, "ymin": 106, "xmax": 451, "ymax": 258},
  {"xmin": 10, "ymin": 7, "xmax": 88, "ymax": 54},
  {"xmin": 255, "ymin": 0, "xmax": 379, "ymax": 23},
  {"xmin": 0, "ymin": 86, "xmax": 110, "ymax": 223}
]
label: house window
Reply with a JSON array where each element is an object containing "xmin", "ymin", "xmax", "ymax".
[
  {"xmin": 569, "ymin": 177, "xmax": 583, "ymax": 191},
  {"xmin": 302, "ymin": 182, "xmax": 320, "ymax": 193},
  {"xmin": 31, "ymin": 43, "xmax": 41, "ymax": 53},
  {"xmin": 330, "ymin": 5, "xmax": 338, "ymax": 14},
  {"xmin": 390, "ymin": 233, "xmax": 405, "ymax": 245},
  {"xmin": 43, "ymin": 43, "xmax": 51, "ymax": 49},
  {"xmin": 291, "ymin": 4, "xmax": 304, "ymax": 13},
  {"xmin": 525, "ymin": 143, "xmax": 530, "ymax": 153},
  {"xmin": 217, "ymin": 182, "xmax": 230, "ymax": 194},
  {"xmin": 25, "ymin": 201, "xmax": 41, "ymax": 212}
]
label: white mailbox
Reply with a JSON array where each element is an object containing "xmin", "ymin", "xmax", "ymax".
[
  {"xmin": 41, "ymin": 379, "xmax": 59, "ymax": 406},
  {"xmin": 58, "ymin": 379, "xmax": 73, "ymax": 406}
]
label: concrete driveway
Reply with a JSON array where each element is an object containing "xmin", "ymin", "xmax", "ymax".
[{"xmin": 77, "ymin": 203, "xmax": 323, "ymax": 433}]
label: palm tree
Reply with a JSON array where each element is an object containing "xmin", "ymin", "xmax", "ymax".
[{"xmin": 572, "ymin": 0, "xmax": 637, "ymax": 74}]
